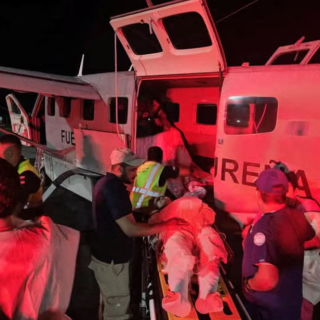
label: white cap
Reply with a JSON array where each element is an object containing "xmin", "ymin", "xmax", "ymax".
[{"xmin": 110, "ymin": 148, "xmax": 145, "ymax": 167}]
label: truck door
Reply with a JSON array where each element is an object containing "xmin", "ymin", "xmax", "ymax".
[{"xmin": 6, "ymin": 94, "xmax": 32, "ymax": 146}]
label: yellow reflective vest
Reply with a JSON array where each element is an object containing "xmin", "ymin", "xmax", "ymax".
[
  {"xmin": 17, "ymin": 159, "xmax": 43, "ymax": 208},
  {"xmin": 131, "ymin": 161, "xmax": 167, "ymax": 209}
]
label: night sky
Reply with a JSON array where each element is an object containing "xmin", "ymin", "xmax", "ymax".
[{"xmin": 0, "ymin": 0, "xmax": 319, "ymax": 75}]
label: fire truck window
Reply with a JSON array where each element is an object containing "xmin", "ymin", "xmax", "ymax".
[
  {"xmin": 162, "ymin": 102, "xmax": 180, "ymax": 123},
  {"xmin": 162, "ymin": 12, "xmax": 212, "ymax": 50},
  {"xmin": 196, "ymin": 104, "xmax": 217, "ymax": 125},
  {"xmin": 109, "ymin": 97, "xmax": 128, "ymax": 124},
  {"xmin": 47, "ymin": 98, "xmax": 55, "ymax": 116},
  {"xmin": 271, "ymin": 50, "xmax": 309, "ymax": 65},
  {"xmin": 83, "ymin": 100, "xmax": 94, "ymax": 121},
  {"xmin": 121, "ymin": 23, "xmax": 162, "ymax": 55},
  {"xmin": 10, "ymin": 99, "xmax": 21, "ymax": 115},
  {"xmin": 225, "ymin": 97, "xmax": 278, "ymax": 135},
  {"xmin": 59, "ymin": 98, "xmax": 71, "ymax": 118}
]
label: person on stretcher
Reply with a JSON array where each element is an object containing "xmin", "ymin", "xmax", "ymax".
[{"xmin": 148, "ymin": 193, "xmax": 227, "ymax": 317}]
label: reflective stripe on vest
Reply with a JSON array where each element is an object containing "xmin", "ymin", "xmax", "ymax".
[
  {"xmin": 131, "ymin": 161, "xmax": 167, "ymax": 209},
  {"xmin": 18, "ymin": 159, "xmax": 43, "ymax": 208}
]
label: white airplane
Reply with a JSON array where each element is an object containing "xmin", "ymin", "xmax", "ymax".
[{"xmin": 1, "ymin": 0, "xmax": 320, "ymax": 226}]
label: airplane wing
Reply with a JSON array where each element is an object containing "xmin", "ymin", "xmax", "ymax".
[
  {"xmin": 0, "ymin": 66, "xmax": 100, "ymax": 100},
  {"xmin": 0, "ymin": 127, "xmax": 75, "ymax": 161}
]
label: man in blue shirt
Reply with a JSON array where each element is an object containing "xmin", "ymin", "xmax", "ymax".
[
  {"xmin": 89, "ymin": 148, "xmax": 180, "ymax": 320},
  {"xmin": 242, "ymin": 169, "xmax": 315, "ymax": 320}
]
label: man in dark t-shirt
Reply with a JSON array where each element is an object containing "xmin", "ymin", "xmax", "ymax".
[
  {"xmin": 89, "ymin": 148, "xmax": 181, "ymax": 320},
  {"xmin": 242, "ymin": 169, "xmax": 315, "ymax": 320}
]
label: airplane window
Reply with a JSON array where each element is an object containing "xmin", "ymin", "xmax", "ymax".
[
  {"xmin": 254, "ymin": 102, "xmax": 278, "ymax": 133},
  {"xmin": 109, "ymin": 97, "xmax": 128, "ymax": 124},
  {"xmin": 162, "ymin": 12, "xmax": 212, "ymax": 50},
  {"xmin": 13, "ymin": 93, "xmax": 37, "ymax": 115},
  {"xmin": 225, "ymin": 97, "xmax": 278, "ymax": 135},
  {"xmin": 226, "ymin": 104, "xmax": 250, "ymax": 128},
  {"xmin": 196, "ymin": 104, "xmax": 217, "ymax": 125},
  {"xmin": 83, "ymin": 100, "xmax": 94, "ymax": 121},
  {"xmin": 271, "ymin": 50, "xmax": 309, "ymax": 65},
  {"xmin": 47, "ymin": 98, "xmax": 55, "ymax": 116},
  {"xmin": 10, "ymin": 99, "xmax": 21, "ymax": 115},
  {"xmin": 59, "ymin": 98, "xmax": 71, "ymax": 118},
  {"xmin": 121, "ymin": 23, "xmax": 162, "ymax": 55}
]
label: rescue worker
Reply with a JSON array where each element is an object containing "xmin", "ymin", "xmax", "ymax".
[
  {"xmin": 148, "ymin": 195, "xmax": 227, "ymax": 317},
  {"xmin": 0, "ymin": 157, "xmax": 79, "ymax": 319},
  {"xmin": 0, "ymin": 134, "xmax": 43, "ymax": 219},
  {"xmin": 242, "ymin": 169, "xmax": 315, "ymax": 320},
  {"xmin": 89, "ymin": 148, "xmax": 184, "ymax": 320},
  {"xmin": 131, "ymin": 146, "xmax": 179, "ymax": 211}
]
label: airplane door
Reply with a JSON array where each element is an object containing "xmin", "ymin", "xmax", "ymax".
[
  {"xmin": 5, "ymin": 94, "xmax": 32, "ymax": 146},
  {"xmin": 31, "ymin": 95, "xmax": 46, "ymax": 145}
]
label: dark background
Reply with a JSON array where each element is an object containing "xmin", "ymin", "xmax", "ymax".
[
  {"xmin": 0, "ymin": 0, "xmax": 319, "ymax": 115},
  {"xmin": 0, "ymin": 0, "xmax": 319, "ymax": 75}
]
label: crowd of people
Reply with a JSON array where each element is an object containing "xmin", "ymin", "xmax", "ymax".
[
  {"xmin": 0, "ymin": 132, "xmax": 319, "ymax": 320},
  {"xmin": 88, "ymin": 145, "xmax": 320, "ymax": 320}
]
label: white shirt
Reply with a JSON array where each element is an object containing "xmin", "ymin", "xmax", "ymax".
[{"xmin": 0, "ymin": 216, "xmax": 79, "ymax": 320}]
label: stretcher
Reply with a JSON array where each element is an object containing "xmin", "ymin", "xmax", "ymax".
[
  {"xmin": 156, "ymin": 259, "xmax": 241, "ymax": 320},
  {"xmin": 140, "ymin": 236, "xmax": 248, "ymax": 320}
]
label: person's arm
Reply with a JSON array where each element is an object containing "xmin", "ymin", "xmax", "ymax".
[
  {"xmin": 116, "ymin": 213, "xmax": 181, "ymax": 237},
  {"xmin": 19, "ymin": 170, "xmax": 41, "ymax": 203},
  {"xmin": 297, "ymin": 211, "xmax": 316, "ymax": 242},
  {"xmin": 246, "ymin": 263, "xmax": 279, "ymax": 291},
  {"xmin": 305, "ymin": 236, "xmax": 320, "ymax": 249},
  {"xmin": 107, "ymin": 181, "xmax": 184, "ymax": 237},
  {"xmin": 244, "ymin": 222, "xmax": 281, "ymax": 292},
  {"xmin": 158, "ymin": 166, "xmax": 180, "ymax": 187}
]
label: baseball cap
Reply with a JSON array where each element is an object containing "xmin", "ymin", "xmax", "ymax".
[
  {"xmin": 255, "ymin": 169, "xmax": 288, "ymax": 193},
  {"xmin": 110, "ymin": 148, "xmax": 145, "ymax": 167}
]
